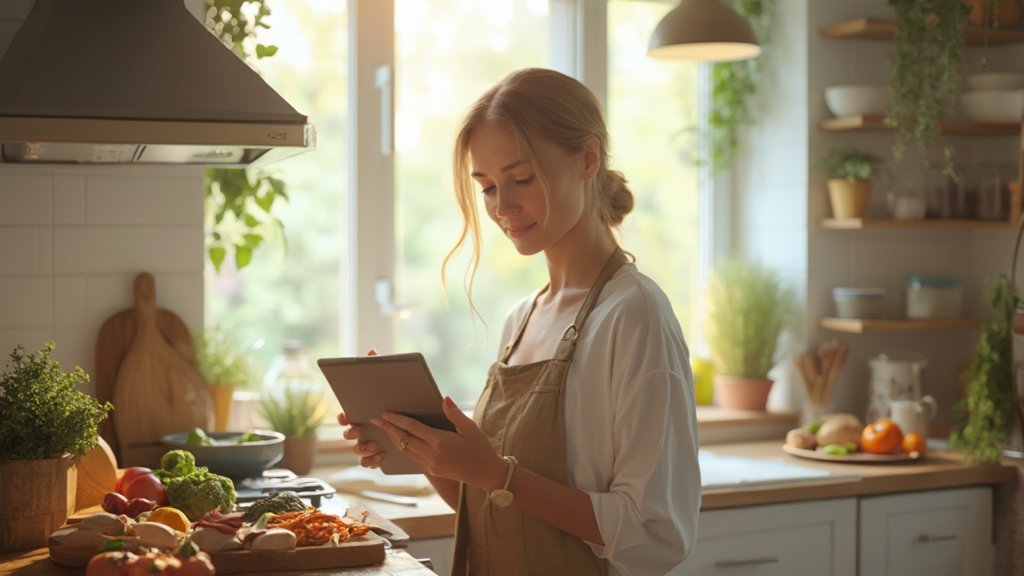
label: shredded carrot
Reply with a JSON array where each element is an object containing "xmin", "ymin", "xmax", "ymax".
[{"xmin": 267, "ymin": 510, "xmax": 373, "ymax": 546}]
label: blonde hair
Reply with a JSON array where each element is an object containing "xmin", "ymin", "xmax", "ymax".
[{"xmin": 443, "ymin": 68, "xmax": 634, "ymax": 304}]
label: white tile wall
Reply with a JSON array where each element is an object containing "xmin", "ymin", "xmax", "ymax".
[{"xmin": 0, "ymin": 166, "xmax": 205, "ymax": 394}]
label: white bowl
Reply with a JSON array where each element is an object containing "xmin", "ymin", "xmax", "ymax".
[
  {"xmin": 961, "ymin": 89, "xmax": 1024, "ymax": 123},
  {"xmin": 824, "ymin": 85, "xmax": 890, "ymax": 117},
  {"xmin": 966, "ymin": 72, "xmax": 1024, "ymax": 91}
]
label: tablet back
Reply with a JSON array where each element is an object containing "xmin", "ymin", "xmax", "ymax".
[{"xmin": 317, "ymin": 352, "xmax": 453, "ymax": 475}]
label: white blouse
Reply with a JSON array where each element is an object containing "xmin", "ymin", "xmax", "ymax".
[{"xmin": 497, "ymin": 262, "xmax": 701, "ymax": 576}]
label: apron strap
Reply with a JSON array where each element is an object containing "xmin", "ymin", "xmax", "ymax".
[{"xmin": 554, "ymin": 248, "xmax": 628, "ymax": 361}]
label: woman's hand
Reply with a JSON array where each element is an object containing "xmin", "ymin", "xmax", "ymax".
[{"xmin": 372, "ymin": 397, "xmax": 507, "ymax": 491}]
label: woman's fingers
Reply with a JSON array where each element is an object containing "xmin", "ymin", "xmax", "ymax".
[
  {"xmin": 377, "ymin": 412, "xmax": 443, "ymax": 446},
  {"xmin": 355, "ymin": 441, "xmax": 381, "ymax": 456},
  {"xmin": 338, "ymin": 412, "xmax": 350, "ymax": 426}
]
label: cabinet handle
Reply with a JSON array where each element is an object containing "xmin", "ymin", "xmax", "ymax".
[
  {"xmin": 714, "ymin": 557, "xmax": 780, "ymax": 568},
  {"xmin": 917, "ymin": 533, "xmax": 958, "ymax": 543}
]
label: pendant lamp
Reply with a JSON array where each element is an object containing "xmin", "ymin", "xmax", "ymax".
[{"xmin": 647, "ymin": 0, "xmax": 761, "ymax": 63}]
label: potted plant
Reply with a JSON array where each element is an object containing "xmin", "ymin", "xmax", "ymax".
[
  {"xmin": 194, "ymin": 326, "xmax": 260, "ymax": 432},
  {"xmin": 705, "ymin": 258, "xmax": 795, "ymax": 411},
  {"xmin": 0, "ymin": 342, "xmax": 112, "ymax": 551},
  {"xmin": 817, "ymin": 148, "xmax": 882, "ymax": 219},
  {"xmin": 259, "ymin": 380, "xmax": 329, "ymax": 475}
]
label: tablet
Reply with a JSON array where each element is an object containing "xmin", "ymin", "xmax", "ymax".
[{"xmin": 317, "ymin": 352, "xmax": 455, "ymax": 475}]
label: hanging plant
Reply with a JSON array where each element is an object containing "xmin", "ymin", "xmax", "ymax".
[
  {"xmin": 204, "ymin": 0, "xmax": 286, "ymax": 271},
  {"xmin": 886, "ymin": 0, "xmax": 971, "ymax": 177},
  {"xmin": 706, "ymin": 0, "xmax": 774, "ymax": 170}
]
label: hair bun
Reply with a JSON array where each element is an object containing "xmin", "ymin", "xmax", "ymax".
[{"xmin": 601, "ymin": 169, "xmax": 634, "ymax": 226}]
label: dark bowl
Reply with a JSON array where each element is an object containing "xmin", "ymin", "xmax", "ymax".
[{"xmin": 161, "ymin": 430, "xmax": 285, "ymax": 479}]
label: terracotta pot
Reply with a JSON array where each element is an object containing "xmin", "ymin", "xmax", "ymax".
[
  {"xmin": 827, "ymin": 179, "xmax": 872, "ymax": 219},
  {"xmin": 968, "ymin": 0, "xmax": 1021, "ymax": 28},
  {"xmin": 280, "ymin": 435, "xmax": 317, "ymax": 475},
  {"xmin": 714, "ymin": 375, "xmax": 774, "ymax": 411},
  {"xmin": 0, "ymin": 454, "xmax": 77, "ymax": 551},
  {"xmin": 208, "ymin": 385, "xmax": 235, "ymax": 432}
]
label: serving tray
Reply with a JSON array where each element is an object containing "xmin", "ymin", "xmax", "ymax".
[
  {"xmin": 783, "ymin": 444, "xmax": 923, "ymax": 464},
  {"xmin": 209, "ymin": 531, "xmax": 387, "ymax": 574}
]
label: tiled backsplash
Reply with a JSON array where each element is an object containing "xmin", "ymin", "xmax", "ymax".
[{"xmin": 0, "ymin": 165, "xmax": 205, "ymax": 394}]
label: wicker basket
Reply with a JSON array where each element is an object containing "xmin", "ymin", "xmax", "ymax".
[{"xmin": 0, "ymin": 454, "xmax": 77, "ymax": 551}]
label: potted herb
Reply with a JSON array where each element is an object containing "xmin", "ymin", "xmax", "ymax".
[
  {"xmin": 259, "ymin": 347, "xmax": 329, "ymax": 475},
  {"xmin": 949, "ymin": 274, "xmax": 1019, "ymax": 463},
  {"xmin": 194, "ymin": 326, "xmax": 260, "ymax": 432},
  {"xmin": 817, "ymin": 149, "xmax": 882, "ymax": 219},
  {"xmin": 705, "ymin": 258, "xmax": 795, "ymax": 411},
  {"xmin": 0, "ymin": 342, "xmax": 112, "ymax": 551},
  {"xmin": 887, "ymin": 0, "xmax": 971, "ymax": 176}
]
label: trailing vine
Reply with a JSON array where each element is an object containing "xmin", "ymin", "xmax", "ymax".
[
  {"xmin": 706, "ymin": 0, "xmax": 774, "ymax": 170},
  {"xmin": 886, "ymin": 0, "xmax": 970, "ymax": 178},
  {"xmin": 204, "ymin": 0, "xmax": 286, "ymax": 271}
]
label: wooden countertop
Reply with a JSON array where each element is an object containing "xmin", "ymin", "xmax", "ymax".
[{"xmin": 338, "ymin": 440, "xmax": 1019, "ymax": 540}]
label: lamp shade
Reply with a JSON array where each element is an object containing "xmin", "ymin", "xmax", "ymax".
[{"xmin": 647, "ymin": 0, "xmax": 761, "ymax": 63}]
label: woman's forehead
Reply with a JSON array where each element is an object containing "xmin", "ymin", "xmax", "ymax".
[{"xmin": 468, "ymin": 124, "xmax": 530, "ymax": 170}]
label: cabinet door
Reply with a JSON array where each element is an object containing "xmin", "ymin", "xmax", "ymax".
[
  {"xmin": 859, "ymin": 487, "xmax": 993, "ymax": 576},
  {"xmin": 680, "ymin": 498, "xmax": 857, "ymax": 576}
]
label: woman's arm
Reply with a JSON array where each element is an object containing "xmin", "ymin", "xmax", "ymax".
[{"xmin": 424, "ymin": 473, "xmax": 461, "ymax": 509}]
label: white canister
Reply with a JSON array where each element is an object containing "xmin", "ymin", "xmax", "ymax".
[
  {"xmin": 906, "ymin": 275, "xmax": 963, "ymax": 319},
  {"xmin": 889, "ymin": 395, "xmax": 938, "ymax": 438}
]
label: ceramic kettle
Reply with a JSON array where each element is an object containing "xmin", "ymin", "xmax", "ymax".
[{"xmin": 867, "ymin": 351, "xmax": 927, "ymax": 422}]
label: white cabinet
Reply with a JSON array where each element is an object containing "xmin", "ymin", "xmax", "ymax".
[
  {"xmin": 859, "ymin": 487, "xmax": 993, "ymax": 576},
  {"xmin": 681, "ymin": 498, "xmax": 857, "ymax": 576}
]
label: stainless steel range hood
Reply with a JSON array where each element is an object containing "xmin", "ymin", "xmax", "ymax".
[{"xmin": 0, "ymin": 0, "xmax": 315, "ymax": 166}]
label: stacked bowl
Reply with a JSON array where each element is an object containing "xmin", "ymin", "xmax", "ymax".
[{"xmin": 961, "ymin": 73, "xmax": 1024, "ymax": 123}]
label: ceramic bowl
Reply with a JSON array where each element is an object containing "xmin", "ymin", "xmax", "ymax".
[
  {"xmin": 961, "ymin": 89, "xmax": 1024, "ymax": 123},
  {"xmin": 824, "ymin": 85, "xmax": 890, "ymax": 117},
  {"xmin": 161, "ymin": 429, "xmax": 285, "ymax": 479},
  {"xmin": 966, "ymin": 72, "xmax": 1024, "ymax": 91}
]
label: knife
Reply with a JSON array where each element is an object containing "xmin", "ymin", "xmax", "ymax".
[{"xmin": 353, "ymin": 490, "xmax": 420, "ymax": 507}]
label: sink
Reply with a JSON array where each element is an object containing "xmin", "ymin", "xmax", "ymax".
[{"xmin": 699, "ymin": 450, "xmax": 858, "ymax": 489}]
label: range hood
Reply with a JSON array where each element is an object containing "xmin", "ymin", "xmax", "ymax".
[{"xmin": 0, "ymin": 0, "xmax": 315, "ymax": 166}]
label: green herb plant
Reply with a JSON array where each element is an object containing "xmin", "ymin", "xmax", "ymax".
[
  {"xmin": 194, "ymin": 326, "xmax": 260, "ymax": 389},
  {"xmin": 259, "ymin": 384, "xmax": 329, "ymax": 438},
  {"xmin": 204, "ymin": 0, "xmax": 287, "ymax": 271},
  {"xmin": 0, "ymin": 341, "xmax": 112, "ymax": 463},
  {"xmin": 817, "ymin": 149, "xmax": 882, "ymax": 182},
  {"xmin": 705, "ymin": 258, "xmax": 795, "ymax": 378},
  {"xmin": 949, "ymin": 274, "xmax": 1018, "ymax": 464},
  {"xmin": 886, "ymin": 0, "xmax": 971, "ymax": 178},
  {"xmin": 707, "ymin": 0, "xmax": 775, "ymax": 170}
]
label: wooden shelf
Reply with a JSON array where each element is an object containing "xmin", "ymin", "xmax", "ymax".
[
  {"xmin": 820, "ymin": 317, "xmax": 982, "ymax": 334},
  {"xmin": 820, "ymin": 217, "xmax": 1016, "ymax": 230},
  {"xmin": 819, "ymin": 17, "xmax": 1024, "ymax": 45},
  {"xmin": 819, "ymin": 114, "xmax": 1021, "ymax": 135}
]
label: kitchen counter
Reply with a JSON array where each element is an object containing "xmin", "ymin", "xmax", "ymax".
[{"xmin": 347, "ymin": 440, "xmax": 1019, "ymax": 540}]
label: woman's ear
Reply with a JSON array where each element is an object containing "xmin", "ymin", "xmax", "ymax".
[{"xmin": 581, "ymin": 137, "xmax": 601, "ymax": 181}]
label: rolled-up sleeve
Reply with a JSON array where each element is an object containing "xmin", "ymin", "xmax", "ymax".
[{"xmin": 585, "ymin": 368, "xmax": 701, "ymax": 576}]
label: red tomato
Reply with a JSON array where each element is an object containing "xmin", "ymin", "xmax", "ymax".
[
  {"xmin": 861, "ymin": 419, "xmax": 904, "ymax": 455},
  {"xmin": 122, "ymin": 473, "xmax": 168, "ymax": 506},
  {"xmin": 173, "ymin": 553, "xmax": 216, "ymax": 576},
  {"xmin": 86, "ymin": 551, "xmax": 137, "ymax": 576},
  {"xmin": 115, "ymin": 467, "xmax": 152, "ymax": 494},
  {"xmin": 126, "ymin": 552, "xmax": 179, "ymax": 576}
]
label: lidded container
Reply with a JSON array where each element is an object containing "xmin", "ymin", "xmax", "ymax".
[
  {"xmin": 905, "ymin": 275, "xmax": 963, "ymax": 319},
  {"xmin": 832, "ymin": 287, "xmax": 889, "ymax": 319}
]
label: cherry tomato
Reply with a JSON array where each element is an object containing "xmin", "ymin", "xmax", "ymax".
[
  {"xmin": 86, "ymin": 550, "xmax": 137, "ymax": 576},
  {"xmin": 902, "ymin": 432, "xmax": 927, "ymax": 455},
  {"xmin": 115, "ymin": 467, "xmax": 152, "ymax": 495},
  {"xmin": 122, "ymin": 473, "xmax": 168, "ymax": 507},
  {"xmin": 861, "ymin": 419, "xmax": 904, "ymax": 455},
  {"xmin": 102, "ymin": 491, "xmax": 129, "ymax": 515},
  {"xmin": 173, "ymin": 553, "xmax": 216, "ymax": 576}
]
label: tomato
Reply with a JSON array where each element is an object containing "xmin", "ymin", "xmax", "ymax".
[
  {"xmin": 122, "ymin": 473, "xmax": 168, "ymax": 507},
  {"xmin": 861, "ymin": 418, "xmax": 904, "ymax": 455},
  {"xmin": 86, "ymin": 551, "xmax": 137, "ymax": 576},
  {"xmin": 902, "ymin": 432, "xmax": 927, "ymax": 455},
  {"xmin": 115, "ymin": 467, "xmax": 152, "ymax": 494},
  {"xmin": 173, "ymin": 553, "xmax": 216, "ymax": 576},
  {"xmin": 125, "ymin": 552, "xmax": 179, "ymax": 576}
]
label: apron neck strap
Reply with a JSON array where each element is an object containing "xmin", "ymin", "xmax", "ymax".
[{"xmin": 554, "ymin": 248, "xmax": 628, "ymax": 361}]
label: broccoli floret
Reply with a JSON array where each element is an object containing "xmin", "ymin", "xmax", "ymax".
[
  {"xmin": 186, "ymin": 427, "xmax": 214, "ymax": 446},
  {"xmin": 165, "ymin": 469, "xmax": 237, "ymax": 521},
  {"xmin": 161, "ymin": 449, "xmax": 196, "ymax": 477},
  {"xmin": 243, "ymin": 491, "xmax": 308, "ymax": 523}
]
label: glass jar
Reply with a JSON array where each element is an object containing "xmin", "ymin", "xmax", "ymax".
[
  {"xmin": 888, "ymin": 186, "xmax": 927, "ymax": 219},
  {"xmin": 905, "ymin": 275, "xmax": 963, "ymax": 319}
]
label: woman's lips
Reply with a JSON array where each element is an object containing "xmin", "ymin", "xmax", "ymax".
[{"xmin": 505, "ymin": 223, "xmax": 535, "ymax": 238}]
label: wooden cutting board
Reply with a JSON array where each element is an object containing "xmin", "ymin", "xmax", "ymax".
[
  {"xmin": 95, "ymin": 275, "xmax": 198, "ymax": 463},
  {"xmin": 111, "ymin": 273, "xmax": 213, "ymax": 468},
  {"xmin": 209, "ymin": 532, "xmax": 387, "ymax": 574},
  {"xmin": 74, "ymin": 436, "xmax": 118, "ymax": 510}
]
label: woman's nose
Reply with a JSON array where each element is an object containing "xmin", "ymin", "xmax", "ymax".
[{"xmin": 493, "ymin": 186, "xmax": 519, "ymax": 217}]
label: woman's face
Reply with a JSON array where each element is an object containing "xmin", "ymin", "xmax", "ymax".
[{"xmin": 468, "ymin": 123, "xmax": 593, "ymax": 256}]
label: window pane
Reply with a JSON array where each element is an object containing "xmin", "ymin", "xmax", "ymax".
[
  {"xmin": 607, "ymin": 1, "xmax": 702, "ymax": 342},
  {"xmin": 205, "ymin": 0, "xmax": 349, "ymax": 432},
  {"xmin": 394, "ymin": 0, "xmax": 551, "ymax": 403}
]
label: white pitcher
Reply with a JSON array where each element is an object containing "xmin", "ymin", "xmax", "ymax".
[
  {"xmin": 867, "ymin": 351, "xmax": 927, "ymax": 422},
  {"xmin": 890, "ymin": 395, "xmax": 938, "ymax": 438}
]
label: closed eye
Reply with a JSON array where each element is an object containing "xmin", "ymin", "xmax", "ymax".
[
  {"xmin": 480, "ymin": 185, "xmax": 496, "ymax": 195},
  {"xmin": 514, "ymin": 176, "xmax": 535, "ymax": 186}
]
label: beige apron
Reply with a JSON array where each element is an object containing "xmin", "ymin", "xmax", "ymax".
[{"xmin": 451, "ymin": 249, "xmax": 628, "ymax": 576}]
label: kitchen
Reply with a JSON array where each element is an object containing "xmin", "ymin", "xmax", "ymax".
[{"xmin": 1, "ymin": 0, "xmax": 1023, "ymax": 575}]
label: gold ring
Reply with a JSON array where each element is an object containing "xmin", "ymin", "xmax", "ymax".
[{"xmin": 399, "ymin": 433, "xmax": 413, "ymax": 451}]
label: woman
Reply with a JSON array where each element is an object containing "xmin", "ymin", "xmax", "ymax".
[{"xmin": 340, "ymin": 67, "xmax": 700, "ymax": 576}]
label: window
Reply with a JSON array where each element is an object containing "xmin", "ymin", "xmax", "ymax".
[{"xmin": 206, "ymin": 0, "xmax": 707, "ymax": 431}]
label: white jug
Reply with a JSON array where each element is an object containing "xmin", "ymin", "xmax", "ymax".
[
  {"xmin": 867, "ymin": 351, "xmax": 927, "ymax": 422},
  {"xmin": 889, "ymin": 396, "xmax": 938, "ymax": 438}
]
